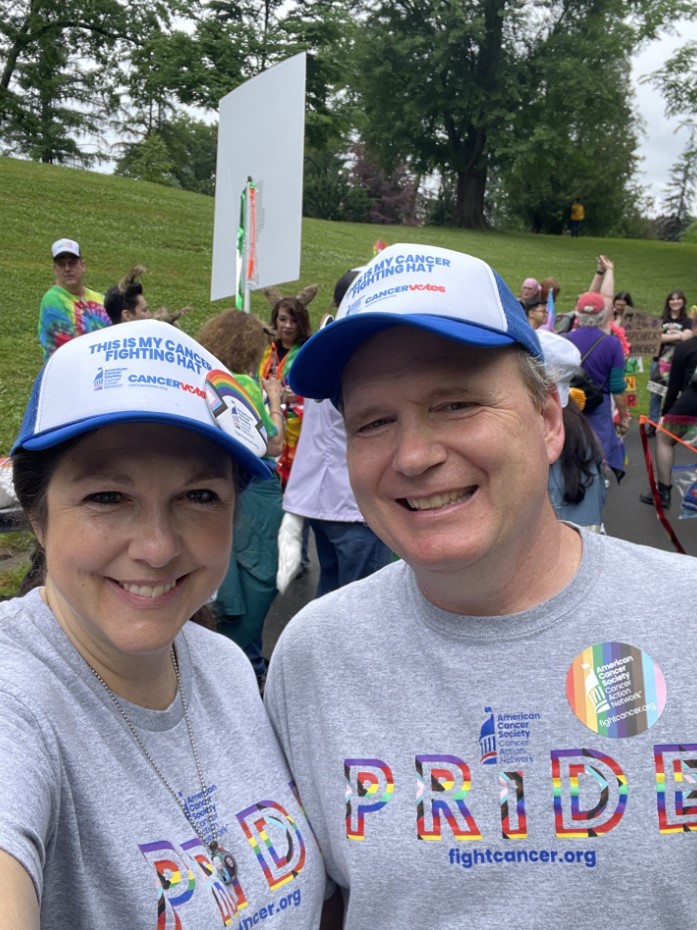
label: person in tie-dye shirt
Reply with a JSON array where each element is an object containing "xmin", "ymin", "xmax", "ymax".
[{"xmin": 38, "ymin": 238, "xmax": 110, "ymax": 360}]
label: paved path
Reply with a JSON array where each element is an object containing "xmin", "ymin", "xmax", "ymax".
[{"xmin": 263, "ymin": 424, "xmax": 697, "ymax": 659}]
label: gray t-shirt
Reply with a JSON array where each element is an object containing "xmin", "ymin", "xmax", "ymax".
[
  {"xmin": 266, "ymin": 530, "xmax": 697, "ymax": 929},
  {"xmin": 0, "ymin": 589, "xmax": 325, "ymax": 929}
]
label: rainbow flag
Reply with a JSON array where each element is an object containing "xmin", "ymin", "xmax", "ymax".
[{"xmin": 541, "ymin": 289, "xmax": 556, "ymax": 332}]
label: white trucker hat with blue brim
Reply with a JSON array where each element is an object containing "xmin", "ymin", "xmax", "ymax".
[
  {"xmin": 12, "ymin": 319, "xmax": 274, "ymax": 484},
  {"xmin": 288, "ymin": 243, "xmax": 543, "ymax": 403}
]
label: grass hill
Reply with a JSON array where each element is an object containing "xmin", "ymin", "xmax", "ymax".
[{"xmin": 1, "ymin": 154, "xmax": 696, "ymax": 455}]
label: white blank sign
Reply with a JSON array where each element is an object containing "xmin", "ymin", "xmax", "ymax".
[{"xmin": 211, "ymin": 53, "xmax": 306, "ymax": 302}]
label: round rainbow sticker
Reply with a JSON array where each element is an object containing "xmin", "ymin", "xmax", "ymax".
[{"xmin": 566, "ymin": 641, "xmax": 666, "ymax": 738}]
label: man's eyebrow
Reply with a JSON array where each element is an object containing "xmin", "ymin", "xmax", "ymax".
[{"xmin": 344, "ymin": 404, "xmax": 388, "ymax": 427}]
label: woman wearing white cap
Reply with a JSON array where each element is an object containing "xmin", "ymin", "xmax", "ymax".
[
  {"xmin": 538, "ymin": 330, "xmax": 607, "ymax": 530},
  {"xmin": 0, "ymin": 321, "xmax": 324, "ymax": 929}
]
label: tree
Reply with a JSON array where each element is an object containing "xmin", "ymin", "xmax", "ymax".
[
  {"xmin": 349, "ymin": 143, "xmax": 421, "ymax": 225},
  {"xmin": 352, "ymin": 0, "xmax": 690, "ymax": 229},
  {"xmin": 655, "ymin": 129, "xmax": 697, "ymax": 240},
  {"xmin": 354, "ymin": 0, "xmax": 515, "ymax": 228},
  {"xmin": 114, "ymin": 132, "xmax": 176, "ymax": 186},
  {"xmin": 646, "ymin": 40, "xmax": 697, "ymax": 120},
  {"xmin": 115, "ymin": 116, "xmax": 218, "ymax": 194},
  {"xmin": 275, "ymin": 0, "xmax": 359, "ymax": 152},
  {"xmin": 0, "ymin": 0, "xmax": 174, "ymax": 164},
  {"xmin": 646, "ymin": 37, "xmax": 697, "ymax": 240},
  {"xmin": 489, "ymin": 5, "xmax": 642, "ymax": 235},
  {"xmin": 122, "ymin": 0, "xmax": 284, "ymax": 115}
]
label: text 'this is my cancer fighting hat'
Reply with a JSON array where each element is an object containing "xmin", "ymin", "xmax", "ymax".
[
  {"xmin": 289, "ymin": 243, "xmax": 543, "ymax": 404},
  {"xmin": 12, "ymin": 319, "xmax": 274, "ymax": 484}
]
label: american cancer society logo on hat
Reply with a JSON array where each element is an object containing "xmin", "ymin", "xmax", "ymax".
[
  {"xmin": 205, "ymin": 370, "xmax": 268, "ymax": 457},
  {"xmin": 93, "ymin": 367, "xmax": 125, "ymax": 391}
]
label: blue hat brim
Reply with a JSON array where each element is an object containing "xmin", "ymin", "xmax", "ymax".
[
  {"xmin": 13, "ymin": 411, "xmax": 274, "ymax": 487},
  {"xmin": 289, "ymin": 313, "xmax": 542, "ymax": 404}
]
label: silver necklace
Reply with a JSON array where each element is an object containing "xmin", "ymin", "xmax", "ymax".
[{"xmin": 87, "ymin": 646, "xmax": 237, "ymax": 885}]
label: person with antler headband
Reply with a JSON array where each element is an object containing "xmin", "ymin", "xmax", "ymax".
[
  {"xmin": 104, "ymin": 266, "xmax": 193, "ymax": 327},
  {"xmin": 103, "ymin": 266, "xmax": 152, "ymax": 324}
]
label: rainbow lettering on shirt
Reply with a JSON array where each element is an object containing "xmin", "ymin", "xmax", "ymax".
[
  {"xmin": 499, "ymin": 771, "xmax": 528, "ymax": 839},
  {"xmin": 140, "ymin": 836, "xmax": 244, "ymax": 928},
  {"xmin": 236, "ymin": 800, "xmax": 307, "ymax": 892},
  {"xmin": 416, "ymin": 754, "xmax": 482, "ymax": 841},
  {"xmin": 345, "ymin": 758, "xmax": 394, "ymax": 840},
  {"xmin": 654, "ymin": 744, "xmax": 697, "ymax": 834},
  {"xmin": 551, "ymin": 749, "xmax": 627, "ymax": 838}
]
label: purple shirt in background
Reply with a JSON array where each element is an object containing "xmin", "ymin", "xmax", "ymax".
[
  {"xmin": 565, "ymin": 328, "xmax": 626, "ymax": 476},
  {"xmin": 565, "ymin": 328, "xmax": 624, "ymax": 392}
]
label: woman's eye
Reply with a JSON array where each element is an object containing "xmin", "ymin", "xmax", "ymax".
[{"xmin": 86, "ymin": 491, "xmax": 122, "ymax": 505}]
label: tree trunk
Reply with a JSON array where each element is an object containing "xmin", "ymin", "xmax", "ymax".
[{"xmin": 454, "ymin": 166, "xmax": 487, "ymax": 228}]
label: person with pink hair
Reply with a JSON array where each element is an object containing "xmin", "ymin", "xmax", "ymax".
[{"xmin": 519, "ymin": 277, "xmax": 541, "ymax": 302}]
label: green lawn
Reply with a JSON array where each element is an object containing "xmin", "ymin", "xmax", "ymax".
[{"xmin": 1, "ymin": 154, "xmax": 696, "ymax": 455}]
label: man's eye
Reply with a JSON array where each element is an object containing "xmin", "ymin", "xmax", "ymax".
[
  {"xmin": 436, "ymin": 401, "xmax": 477, "ymax": 414},
  {"xmin": 358, "ymin": 417, "xmax": 392, "ymax": 432},
  {"xmin": 186, "ymin": 489, "xmax": 220, "ymax": 504}
]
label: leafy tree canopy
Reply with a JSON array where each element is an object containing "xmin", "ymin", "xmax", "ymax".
[{"xmin": 352, "ymin": 0, "xmax": 692, "ymax": 228}]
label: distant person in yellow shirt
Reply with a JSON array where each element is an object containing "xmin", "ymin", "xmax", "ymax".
[{"xmin": 570, "ymin": 198, "xmax": 585, "ymax": 237}]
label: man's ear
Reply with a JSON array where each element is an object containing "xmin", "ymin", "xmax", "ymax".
[{"xmin": 543, "ymin": 390, "xmax": 565, "ymax": 466}]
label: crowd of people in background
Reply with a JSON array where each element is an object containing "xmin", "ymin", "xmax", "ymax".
[
  {"xmin": 517, "ymin": 256, "xmax": 696, "ymax": 525},
  {"xmin": 34, "ymin": 233, "xmax": 697, "ymax": 576}
]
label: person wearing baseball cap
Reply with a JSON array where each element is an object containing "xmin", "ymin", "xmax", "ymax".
[
  {"xmin": 563, "ymin": 257, "xmax": 630, "ymax": 481},
  {"xmin": 264, "ymin": 244, "xmax": 697, "ymax": 930},
  {"xmin": 0, "ymin": 319, "xmax": 325, "ymax": 926},
  {"xmin": 38, "ymin": 237, "xmax": 111, "ymax": 360}
]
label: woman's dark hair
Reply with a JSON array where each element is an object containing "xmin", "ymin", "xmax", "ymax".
[
  {"xmin": 557, "ymin": 400, "xmax": 604, "ymax": 505},
  {"xmin": 271, "ymin": 297, "xmax": 312, "ymax": 344},
  {"xmin": 613, "ymin": 291, "xmax": 633, "ymax": 307},
  {"xmin": 12, "ymin": 441, "xmax": 79, "ymax": 534},
  {"xmin": 662, "ymin": 289, "xmax": 688, "ymax": 323},
  {"xmin": 12, "ymin": 439, "xmax": 80, "ymax": 597},
  {"xmin": 11, "ymin": 435, "xmax": 241, "ymax": 628},
  {"xmin": 103, "ymin": 266, "xmax": 146, "ymax": 324}
]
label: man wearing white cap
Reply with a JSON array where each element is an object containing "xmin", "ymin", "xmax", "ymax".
[
  {"xmin": 38, "ymin": 237, "xmax": 110, "ymax": 360},
  {"xmin": 265, "ymin": 244, "xmax": 697, "ymax": 930}
]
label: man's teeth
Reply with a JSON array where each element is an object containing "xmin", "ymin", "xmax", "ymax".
[
  {"xmin": 405, "ymin": 489, "xmax": 473, "ymax": 511},
  {"xmin": 121, "ymin": 580, "xmax": 176, "ymax": 598}
]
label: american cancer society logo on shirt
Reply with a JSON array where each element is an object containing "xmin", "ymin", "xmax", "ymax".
[{"xmin": 479, "ymin": 706, "xmax": 542, "ymax": 766}]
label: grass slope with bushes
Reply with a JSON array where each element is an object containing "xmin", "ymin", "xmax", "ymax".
[{"xmin": 1, "ymin": 155, "xmax": 696, "ymax": 458}]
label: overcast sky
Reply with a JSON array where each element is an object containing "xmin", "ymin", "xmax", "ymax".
[{"xmin": 631, "ymin": 20, "xmax": 696, "ymax": 211}]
